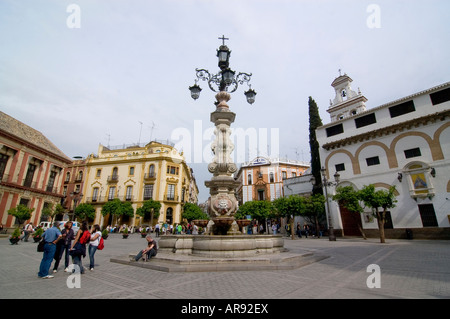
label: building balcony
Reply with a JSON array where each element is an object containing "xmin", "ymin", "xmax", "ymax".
[
  {"xmin": 165, "ymin": 195, "xmax": 179, "ymax": 202},
  {"xmin": 107, "ymin": 175, "xmax": 119, "ymax": 183},
  {"xmin": 144, "ymin": 172, "xmax": 157, "ymax": 180}
]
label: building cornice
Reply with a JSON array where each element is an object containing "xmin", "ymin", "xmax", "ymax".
[
  {"xmin": 319, "ymin": 81, "xmax": 450, "ymax": 130},
  {"xmin": 0, "ymin": 129, "xmax": 72, "ymax": 165},
  {"xmin": 322, "ymin": 109, "xmax": 450, "ymax": 151}
]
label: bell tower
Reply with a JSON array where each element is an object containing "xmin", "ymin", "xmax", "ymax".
[{"xmin": 327, "ymin": 71, "xmax": 367, "ymax": 122}]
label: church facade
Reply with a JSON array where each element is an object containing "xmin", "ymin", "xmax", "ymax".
[{"xmin": 316, "ymin": 75, "xmax": 450, "ymax": 238}]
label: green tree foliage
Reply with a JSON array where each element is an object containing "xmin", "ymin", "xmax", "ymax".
[
  {"xmin": 42, "ymin": 203, "xmax": 66, "ymax": 223},
  {"xmin": 136, "ymin": 199, "xmax": 162, "ymax": 225},
  {"xmin": 236, "ymin": 200, "xmax": 275, "ymax": 223},
  {"xmin": 357, "ymin": 185, "xmax": 397, "ymax": 243},
  {"xmin": 101, "ymin": 199, "xmax": 134, "ymax": 225},
  {"xmin": 181, "ymin": 202, "xmax": 208, "ymax": 222},
  {"xmin": 273, "ymin": 195, "xmax": 306, "ymax": 239},
  {"xmin": 303, "ymin": 194, "xmax": 326, "ymax": 235},
  {"xmin": 74, "ymin": 203, "xmax": 96, "ymax": 221},
  {"xmin": 308, "ymin": 96, "xmax": 324, "ymax": 195},
  {"xmin": 8, "ymin": 204, "xmax": 34, "ymax": 227},
  {"xmin": 119, "ymin": 201, "xmax": 134, "ymax": 217}
]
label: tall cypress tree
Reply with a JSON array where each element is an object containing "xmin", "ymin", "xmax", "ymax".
[{"xmin": 308, "ymin": 96, "xmax": 323, "ymax": 195}]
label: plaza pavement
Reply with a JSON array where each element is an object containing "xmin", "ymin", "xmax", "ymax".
[{"xmin": 0, "ymin": 232, "xmax": 449, "ymax": 300}]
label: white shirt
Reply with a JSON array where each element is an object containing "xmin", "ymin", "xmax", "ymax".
[{"xmin": 90, "ymin": 231, "xmax": 102, "ymax": 247}]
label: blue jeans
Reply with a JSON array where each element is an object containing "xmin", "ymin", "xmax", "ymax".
[
  {"xmin": 38, "ymin": 243, "xmax": 56, "ymax": 277},
  {"xmin": 72, "ymin": 255, "xmax": 84, "ymax": 274},
  {"xmin": 88, "ymin": 245, "xmax": 98, "ymax": 269}
]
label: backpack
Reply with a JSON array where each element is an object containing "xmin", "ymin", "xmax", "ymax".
[
  {"xmin": 79, "ymin": 230, "xmax": 91, "ymax": 244},
  {"xmin": 97, "ymin": 236, "xmax": 104, "ymax": 250}
]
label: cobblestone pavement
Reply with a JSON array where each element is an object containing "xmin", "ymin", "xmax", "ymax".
[{"xmin": 1, "ymin": 233, "xmax": 449, "ymax": 300}]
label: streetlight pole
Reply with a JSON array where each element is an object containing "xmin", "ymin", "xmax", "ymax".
[
  {"xmin": 189, "ymin": 36, "xmax": 256, "ymax": 234},
  {"xmin": 321, "ymin": 167, "xmax": 337, "ymax": 241},
  {"xmin": 311, "ymin": 167, "xmax": 339, "ymax": 241}
]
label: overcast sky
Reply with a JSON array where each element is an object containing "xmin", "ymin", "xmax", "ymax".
[{"xmin": 1, "ymin": 0, "xmax": 449, "ymax": 202}]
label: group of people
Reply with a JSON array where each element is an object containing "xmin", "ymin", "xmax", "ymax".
[
  {"xmin": 152, "ymin": 222, "xmax": 199, "ymax": 236},
  {"xmin": 246, "ymin": 219, "xmax": 265, "ymax": 235},
  {"xmin": 295, "ymin": 223, "xmax": 322, "ymax": 238},
  {"xmin": 38, "ymin": 221, "xmax": 102, "ymax": 279}
]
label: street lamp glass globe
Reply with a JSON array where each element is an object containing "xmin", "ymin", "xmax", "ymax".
[
  {"xmin": 244, "ymin": 88, "xmax": 257, "ymax": 104},
  {"xmin": 222, "ymin": 69, "xmax": 235, "ymax": 85},
  {"xmin": 217, "ymin": 45, "xmax": 230, "ymax": 69},
  {"xmin": 189, "ymin": 84, "xmax": 202, "ymax": 100}
]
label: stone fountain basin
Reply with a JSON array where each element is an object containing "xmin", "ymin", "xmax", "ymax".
[{"xmin": 158, "ymin": 234, "xmax": 285, "ymax": 258}]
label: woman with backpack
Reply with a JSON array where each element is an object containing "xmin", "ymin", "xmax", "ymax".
[
  {"xmin": 88, "ymin": 224, "xmax": 102, "ymax": 271},
  {"xmin": 69, "ymin": 221, "xmax": 90, "ymax": 274}
]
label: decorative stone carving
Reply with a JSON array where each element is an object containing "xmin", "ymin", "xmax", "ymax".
[{"xmin": 205, "ymin": 91, "xmax": 240, "ymax": 228}]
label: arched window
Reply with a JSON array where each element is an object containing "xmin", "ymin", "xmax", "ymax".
[
  {"xmin": 269, "ymin": 172, "xmax": 274, "ymax": 183},
  {"xmin": 248, "ymin": 174, "xmax": 252, "ymax": 185},
  {"xmin": 166, "ymin": 207, "xmax": 173, "ymax": 224},
  {"xmin": 149, "ymin": 164, "xmax": 155, "ymax": 177}
]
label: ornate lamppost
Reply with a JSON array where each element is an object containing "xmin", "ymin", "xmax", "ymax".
[{"xmin": 189, "ymin": 36, "xmax": 256, "ymax": 234}]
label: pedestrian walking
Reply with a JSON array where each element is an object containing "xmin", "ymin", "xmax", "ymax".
[
  {"xmin": 22, "ymin": 222, "xmax": 34, "ymax": 242},
  {"xmin": 88, "ymin": 224, "xmax": 102, "ymax": 271},
  {"xmin": 296, "ymin": 222, "xmax": 302, "ymax": 238},
  {"xmin": 303, "ymin": 224, "xmax": 309, "ymax": 238},
  {"xmin": 57, "ymin": 221, "xmax": 75, "ymax": 273},
  {"xmin": 69, "ymin": 221, "xmax": 89, "ymax": 274},
  {"xmin": 37, "ymin": 221, "xmax": 62, "ymax": 279},
  {"xmin": 155, "ymin": 223, "xmax": 160, "ymax": 237}
]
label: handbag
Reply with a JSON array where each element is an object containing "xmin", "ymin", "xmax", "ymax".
[
  {"xmin": 37, "ymin": 238, "xmax": 45, "ymax": 252},
  {"xmin": 69, "ymin": 242, "xmax": 86, "ymax": 257}
]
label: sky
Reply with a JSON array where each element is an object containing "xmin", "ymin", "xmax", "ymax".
[{"xmin": 1, "ymin": 0, "xmax": 449, "ymax": 202}]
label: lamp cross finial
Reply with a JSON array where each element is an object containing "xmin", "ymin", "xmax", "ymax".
[{"xmin": 219, "ymin": 35, "xmax": 229, "ymax": 45}]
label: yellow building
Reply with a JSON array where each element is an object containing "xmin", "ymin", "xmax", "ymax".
[{"xmin": 81, "ymin": 141, "xmax": 198, "ymax": 228}]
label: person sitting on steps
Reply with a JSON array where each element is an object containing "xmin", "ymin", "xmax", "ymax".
[{"xmin": 134, "ymin": 234, "xmax": 157, "ymax": 262}]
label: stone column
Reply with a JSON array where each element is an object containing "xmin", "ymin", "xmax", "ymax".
[{"xmin": 205, "ymin": 92, "xmax": 240, "ymax": 234}]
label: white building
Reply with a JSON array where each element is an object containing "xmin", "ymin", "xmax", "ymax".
[
  {"xmin": 236, "ymin": 157, "xmax": 310, "ymax": 204},
  {"xmin": 316, "ymin": 75, "xmax": 450, "ymax": 239}
]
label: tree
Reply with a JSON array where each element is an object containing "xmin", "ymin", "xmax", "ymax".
[
  {"xmin": 8, "ymin": 204, "xmax": 34, "ymax": 227},
  {"xmin": 303, "ymin": 194, "xmax": 326, "ymax": 237},
  {"xmin": 333, "ymin": 186, "xmax": 366, "ymax": 239},
  {"xmin": 120, "ymin": 201, "xmax": 135, "ymax": 219},
  {"xmin": 74, "ymin": 203, "xmax": 96, "ymax": 222},
  {"xmin": 136, "ymin": 199, "xmax": 162, "ymax": 226},
  {"xmin": 101, "ymin": 199, "xmax": 134, "ymax": 226},
  {"xmin": 236, "ymin": 200, "xmax": 275, "ymax": 230},
  {"xmin": 272, "ymin": 195, "xmax": 305, "ymax": 239},
  {"xmin": 358, "ymin": 185, "xmax": 397, "ymax": 243},
  {"xmin": 181, "ymin": 202, "xmax": 208, "ymax": 222},
  {"xmin": 42, "ymin": 203, "xmax": 66, "ymax": 223},
  {"xmin": 308, "ymin": 96, "xmax": 324, "ymax": 196}
]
